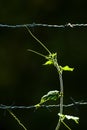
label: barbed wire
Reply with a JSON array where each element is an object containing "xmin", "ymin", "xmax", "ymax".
[
  {"xmin": 0, "ymin": 24, "xmax": 87, "ymax": 110},
  {"xmin": 0, "ymin": 23, "xmax": 87, "ymax": 29},
  {"xmin": 0, "ymin": 101, "xmax": 87, "ymax": 110}
]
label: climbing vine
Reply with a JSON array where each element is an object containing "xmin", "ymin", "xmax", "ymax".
[{"xmin": 25, "ymin": 26, "xmax": 78, "ymax": 130}]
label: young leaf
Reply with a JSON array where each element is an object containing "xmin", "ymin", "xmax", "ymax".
[
  {"xmin": 44, "ymin": 53, "xmax": 57, "ymax": 65},
  {"xmin": 58, "ymin": 113, "xmax": 79, "ymax": 124},
  {"xmin": 59, "ymin": 65, "xmax": 74, "ymax": 72},
  {"xmin": 35, "ymin": 90, "xmax": 60, "ymax": 109},
  {"xmin": 65, "ymin": 115, "xmax": 79, "ymax": 124},
  {"xmin": 43, "ymin": 60, "xmax": 53, "ymax": 65},
  {"xmin": 40, "ymin": 90, "xmax": 60, "ymax": 104}
]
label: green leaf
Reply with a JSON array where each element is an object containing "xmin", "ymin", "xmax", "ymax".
[
  {"xmin": 43, "ymin": 53, "xmax": 57, "ymax": 65},
  {"xmin": 60, "ymin": 65, "xmax": 74, "ymax": 71},
  {"xmin": 43, "ymin": 60, "xmax": 53, "ymax": 65},
  {"xmin": 35, "ymin": 90, "xmax": 60, "ymax": 109},
  {"xmin": 58, "ymin": 113, "xmax": 79, "ymax": 124},
  {"xmin": 65, "ymin": 115, "xmax": 79, "ymax": 124},
  {"xmin": 40, "ymin": 90, "xmax": 60, "ymax": 104}
]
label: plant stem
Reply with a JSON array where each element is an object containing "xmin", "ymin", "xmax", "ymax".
[
  {"xmin": 7, "ymin": 109, "xmax": 27, "ymax": 130},
  {"xmin": 27, "ymin": 49, "xmax": 46, "ymax": 58},
  {"xmin": 62, "ymin": 121, "xmax": 72, "ymax": 130},
  {"xmin": 25, "ymin": 26, "xmax": 64, "ymax": 130},
  {"xmin": 54, "ymin": 58, "xmax": 64, "ymax": 130},
  {"xmin": 56, "ymin": 73, "xmax": 63, "ymax": 130},
  {"xmin": 25, "ymin": 25, "xmax": 51, "ymax": 55}
]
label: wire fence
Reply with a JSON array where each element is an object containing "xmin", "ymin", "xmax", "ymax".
[
  {"xmin": 0, "ymin": 22, "xmax": 87, "ymax": 110},
  {"xmin": 0, "ymin": 22, "xmax": 87, "ymax": 130},
  {"xmin": 0, "ymin": 23, "xmax": 87, "ymax": 28},
  {"xmin": 0, "ymin": 101, "xmax": 87, "ymax": 110}
]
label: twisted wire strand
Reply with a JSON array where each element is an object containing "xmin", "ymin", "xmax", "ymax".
[
  {"xmin": 0, "ymin": 102, "xmax": 87, "ymax": 110},
  {"xmin": 0, "ymin": 24, "xmax": 87, "ymax": 110},
  {"xmin": 0, "ymin": 23, "xmax": 87, "ymax": 28}
]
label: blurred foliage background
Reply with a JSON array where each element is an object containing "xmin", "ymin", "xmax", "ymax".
[{"xmin": 0, "ymin": 0, "xmax": 87, "ymax": 130}]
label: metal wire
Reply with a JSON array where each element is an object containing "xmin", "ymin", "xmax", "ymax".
[
  {"xmin": 0, "ymin": 23, "xmax": 87, "ymax": 28},
  {"xmin": 0, "ymin": 23, "xmax": 87, "ymax": 109},
  {"xmin": 0, "ymin": 102, "xmax": 87, "ymax": 110}
]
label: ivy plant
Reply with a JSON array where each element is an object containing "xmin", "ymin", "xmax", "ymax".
[
  {"xmin": 24, "ymin": 25, "xmax": 78, "ymax": 130},
  {"xmin": 7, "ymin": 25, "xmax": 79, "ymax": 130}
]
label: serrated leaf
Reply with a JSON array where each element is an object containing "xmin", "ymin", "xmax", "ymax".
[
  {"xmin": 60, "ymin": 65, "xmax": 74, "ymax": 71},
  {"xmin": 58, "ymin": 113, "xmax": 79, "ymax": 124}
]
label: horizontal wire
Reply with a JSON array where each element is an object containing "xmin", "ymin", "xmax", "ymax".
[
  {"xmin": 0, "ymin": 24, "xmax": 86, "ymax": 109},
  {"xmin": 0, "ymin": 23, "xmax": 87, "ymax": 28},
  {"xmin": 0, "ymin": 101, "xmax": 87, "ymax": 110}
]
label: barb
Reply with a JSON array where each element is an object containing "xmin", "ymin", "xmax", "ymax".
[
  {"xmin": 0, "ymin": 23, "xmax": 87, "ymax": 28},
  {"xmin": 0, "ymin": 102, "xmax": 87, "ymax": 110}
]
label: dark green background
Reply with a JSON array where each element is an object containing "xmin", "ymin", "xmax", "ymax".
[{"xmin": 0, "ymin": 0, "xmax": 87, "ymax": 130}]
